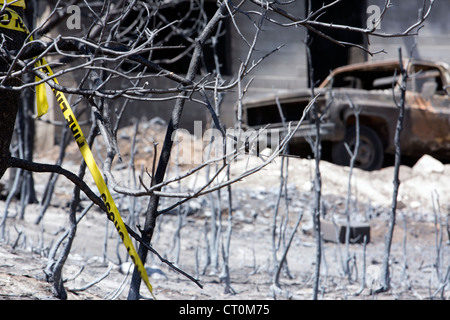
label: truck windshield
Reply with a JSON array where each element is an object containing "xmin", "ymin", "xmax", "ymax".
[{"xmin": 327, "ymin": 67, "xmax": 400, "ymax": 90}]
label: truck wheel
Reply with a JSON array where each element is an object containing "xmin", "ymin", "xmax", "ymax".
[{"xmin": 331, "ymin": 125, "xmax": 384, "ymax": 171}]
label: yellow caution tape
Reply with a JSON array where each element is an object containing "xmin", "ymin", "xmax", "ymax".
[
  {"xmin": 0, "ymin": 6, "xmax": 155, "ymax": 299},
  {"xmin": 0, "ymin": 7, "xmax": 47, "ymax": 117},
  {"xmin": 43, "ymin": 58, "xmax": 155, "ymax": 298},
  {"xmin": 1, "ymin": 0, "xmax": 26, "ymax": 9},
  {"xmin": 33, "ymin": 58, "xmax": 49, "ymax": 117},
  {"xmin": 0, "ymin": 6, "xmax": 27, "ymax": 32}
]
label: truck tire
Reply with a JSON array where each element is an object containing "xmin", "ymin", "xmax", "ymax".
[{"xmin": 331, "ymin": 125, "xmax": 384, "ymax": 171}]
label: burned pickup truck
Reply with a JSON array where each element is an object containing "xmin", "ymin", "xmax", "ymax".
[{"xmin": 241, "ymin": 60, "xmax": 450, "ymax": 170}]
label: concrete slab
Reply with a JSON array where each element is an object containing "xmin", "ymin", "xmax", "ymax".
[{"xmin": 321, "ymin": 219, "xmax": 370, "ymax": 244}]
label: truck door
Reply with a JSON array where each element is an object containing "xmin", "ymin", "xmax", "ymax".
[{"xmin": 406, "ymin": 65, "xmax": 450, "ymax": 158}]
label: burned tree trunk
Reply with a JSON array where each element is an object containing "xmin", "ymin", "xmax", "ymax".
[{"xmin": 0, "ymin": 7, "xmax": 27, "ymax": 180}]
